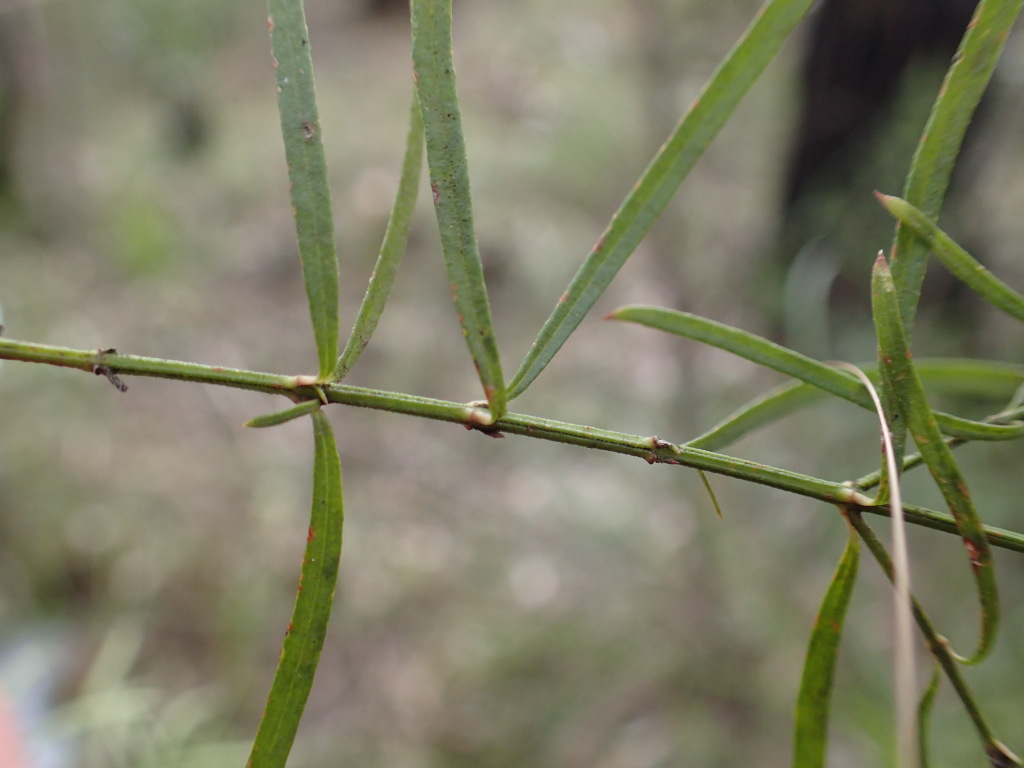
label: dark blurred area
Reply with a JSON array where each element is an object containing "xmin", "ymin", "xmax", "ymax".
[
  {"xmin": 773, "ymin": 0, "xmax": 1007, "ymax": 358},
  {"xmin": 1, "ymin": 1, "xmax": 1023, "ymax": 766}
]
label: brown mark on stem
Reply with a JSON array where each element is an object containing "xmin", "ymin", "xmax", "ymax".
[{"xmin": 91, "ymin": 349, "xmax": 127, "ymax": 392}]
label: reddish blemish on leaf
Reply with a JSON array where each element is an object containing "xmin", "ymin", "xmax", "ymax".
[
  {"xmin": 307, "ymin": 526, "xmax": 316, "ymax": 543},
  {"xmin": 431, "ymin": 183, "xmax": 439, "ymax": 206},
  {"xmin": 285, "ymin": 622, "xmax": 294, "ymax": 637},
  {"xmin": 267, "ymin": 15, "xmax": 274, "ymax": 32},
  {"xmin": 558, "ymin": 290, "xmax": 569, "ymax": 305},
  {"xmin": 965, "ymin": 539, "xmax": 983, "ymax": 569}
]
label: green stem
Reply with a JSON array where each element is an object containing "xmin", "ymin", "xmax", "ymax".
[
  {"xmin": 848, "ymin": 513, "xmax": 1021, "ymax": 766},
  {"xmin": 3, "ymin": 337, "xmax": 1024, "ymax": 553}
]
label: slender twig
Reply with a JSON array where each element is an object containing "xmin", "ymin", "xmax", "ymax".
[
  {"xmin": 849, "ymin": 513, "xmax": 1022, "ymax": 767},
  {"xmin": 4, "ymin": 337, "xmax": 1024, "ymax": 554}
]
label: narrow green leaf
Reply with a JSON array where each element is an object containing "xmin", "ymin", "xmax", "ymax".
[
  {"xmin": 792, "ymin": 521, "xmax": 859, "ymax": 768},
  {"xmin": 268, "ymin": 0, "xmax": 340, "ymax": 381},
  {"xmin": 697, "ymin": 470, "xmax": 723, "ymax": 518},
  {"xmin": 688, "ymin": 381, "xmax": 825, "ymax": 451},
  {"xmin": 690, "ymin": 359, "xmax": 1024, "ymax": 451},
  {"xmin": 335, "ymin": 92, "xmax": 424, "ymax": 381},
  {"xmin": 889, "ymin": 0, "xmax": 1023, "ymax": 334},
  {"xmin": 411, "ymin": 0, "xmax": 506, "ymax": 422},
  {"xmin": 872, "ymin": 254, "xmax": 998, "ymax": 664},
  {"xmin": 612, "ymin": 305, "xmax": 1024, "ymax": 442},
  {"xmin": 918, "ymin": 664, "xmax": 941, "ymax": 768},
  {"xmin": 244, "ymin": 399, "xmax": 322, "ymax": 428},
  {"xmin": 879, "ymin": 193, "xmax": 1024, "ymax": 324},
  {"xmin": 506, "ymin": 0, "xmax": 817, "ymax": 400},
  {"xmin": 247, "ymin": 411, "xmax": 343, "ymax": 767}
]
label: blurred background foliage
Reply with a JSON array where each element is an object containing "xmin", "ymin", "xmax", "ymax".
[{"xmin": 1, "ymin": 0, "xmax": 1023, "ymax": 765}]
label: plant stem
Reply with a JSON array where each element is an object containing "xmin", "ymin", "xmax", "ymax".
[
  {"xmin": 848, "ymin": 513, "xmax": 1022, "ymax": 766},
  {"xmin": 3, "ymin": 337, "xmax": 1024, "ymax": 553}
]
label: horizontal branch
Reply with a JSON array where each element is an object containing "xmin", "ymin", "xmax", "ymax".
[{"xmin": 3, "ymin": 337, "xmax": 1023, "ymax": 553}]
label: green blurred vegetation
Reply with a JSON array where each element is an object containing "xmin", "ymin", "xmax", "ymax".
[{"xmin": 1, "ymin": 0, "xmax": 1023, "ymax": 766}]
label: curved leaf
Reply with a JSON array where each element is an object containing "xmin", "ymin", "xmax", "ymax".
[
  {"xmin": 334, "ymin": 93, "xmax": 424, "ymax": 381},
  {"xmin": 872, "ymin": 254, "xmax": 998, "ymax": 664},
  {"xmin": 889, "ymin": 0, "xmax": 1023, "ymax": 333},
  {"xmin": 839, "ymin": 364, "xmax": 917, "ymax": 766},
  {"xmin": 247, "ymin": 411, "xmax": 344, "ymax": 767},
  {"xmin": 793, "ymin": 521, "xmax": 859, "ymax": 768},
  {"xmin": 689, "ymin": 380, "xmax": 825, "ymax": 451},
  {"xmin": 612, "ymin": 305, "xmax": 1024, "ymax": 442},
  {"xmin": 411, "ymin": 0, "xmax": 506, "ymax": 421},
  {"xmin": 690, "ymin": 359, "xmax": 1024, "ymax": 451},
  {"xmin": 879, "ymin": 194, "xmax": 1024, "ymax": 324},
  {"xmin": 268, "ymin": 0, "xmax": 340, "ymax": 380},
  {"xmin": 506, "ymin": 0, "xmax": 818, "ymax": 400}
]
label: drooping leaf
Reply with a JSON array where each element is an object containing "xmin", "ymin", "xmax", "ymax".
[
  {"xmin": 879, "ymin": 194, "xmax": 1024, "ymax": 324},
  {"xmin": 335, "ymin": 92, "xmax": 424, "ymax": 381},
  {"xmin": 411, "ymin": 0, "xmax": 506, "ymax": 422},
  {"xmin": 268, "ymin": 0, "xmax": 340, "ymax": 380},
  {"xmin": 792, "ymin": 521, "xmax": 859, "ymax": 768},
  {"xmin": 247, "ymin": 411, "xmax": 344, "ymax": 767},
  {"xmin": 506, "ymin": 0, "xmax": 818, "ymax": 400},
  {"xmin": 888, "ymin": 0, "xmax": 1023, "ymax": 334},
  {"xmin": 872, "ymin": 254, "xmax": 998, "ymax": 664}
]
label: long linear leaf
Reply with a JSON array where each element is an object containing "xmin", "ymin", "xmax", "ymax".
[
  {"xmin": 268, "ymin": 0, "xmax": 340, "ymax": 380},
  {"xmin": 872, "ymin": 254, "xmax": 998, "ymax": 664},
  {"xmin": 879, "ymin": 194, "xmax": 1024, "ymax": 324},
  {"xmin": 792, "ymin": 521, "xmax": 859, "ymax": 768},
  {"xmin": 690, "ymin": 359, "xmax": 1024, "ymax": 451},
  {"xmin": 334, "ymin": 92, "xmax": 424, "ymax": 381},
  {"xmin": 689, "ymin": 380, "xmax": 827, "ymax": 451},
  {"xmin": 889, "ymin": 0, "xmax": 1023, "ymax": 333},
  {"xmin": 506, "ymin": 0, "xmax": 817, "ymax": 400},
  {"xmin": 411, "ymin": 0, "xmax": 506, "ymax": 422},
  {"xmin": 611, "ymin": 305, "xmax": 1024, "ymax": 442},
  {"xmin": 247, "ymin": 411, "xmax": 344, "ymax": 767}
]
